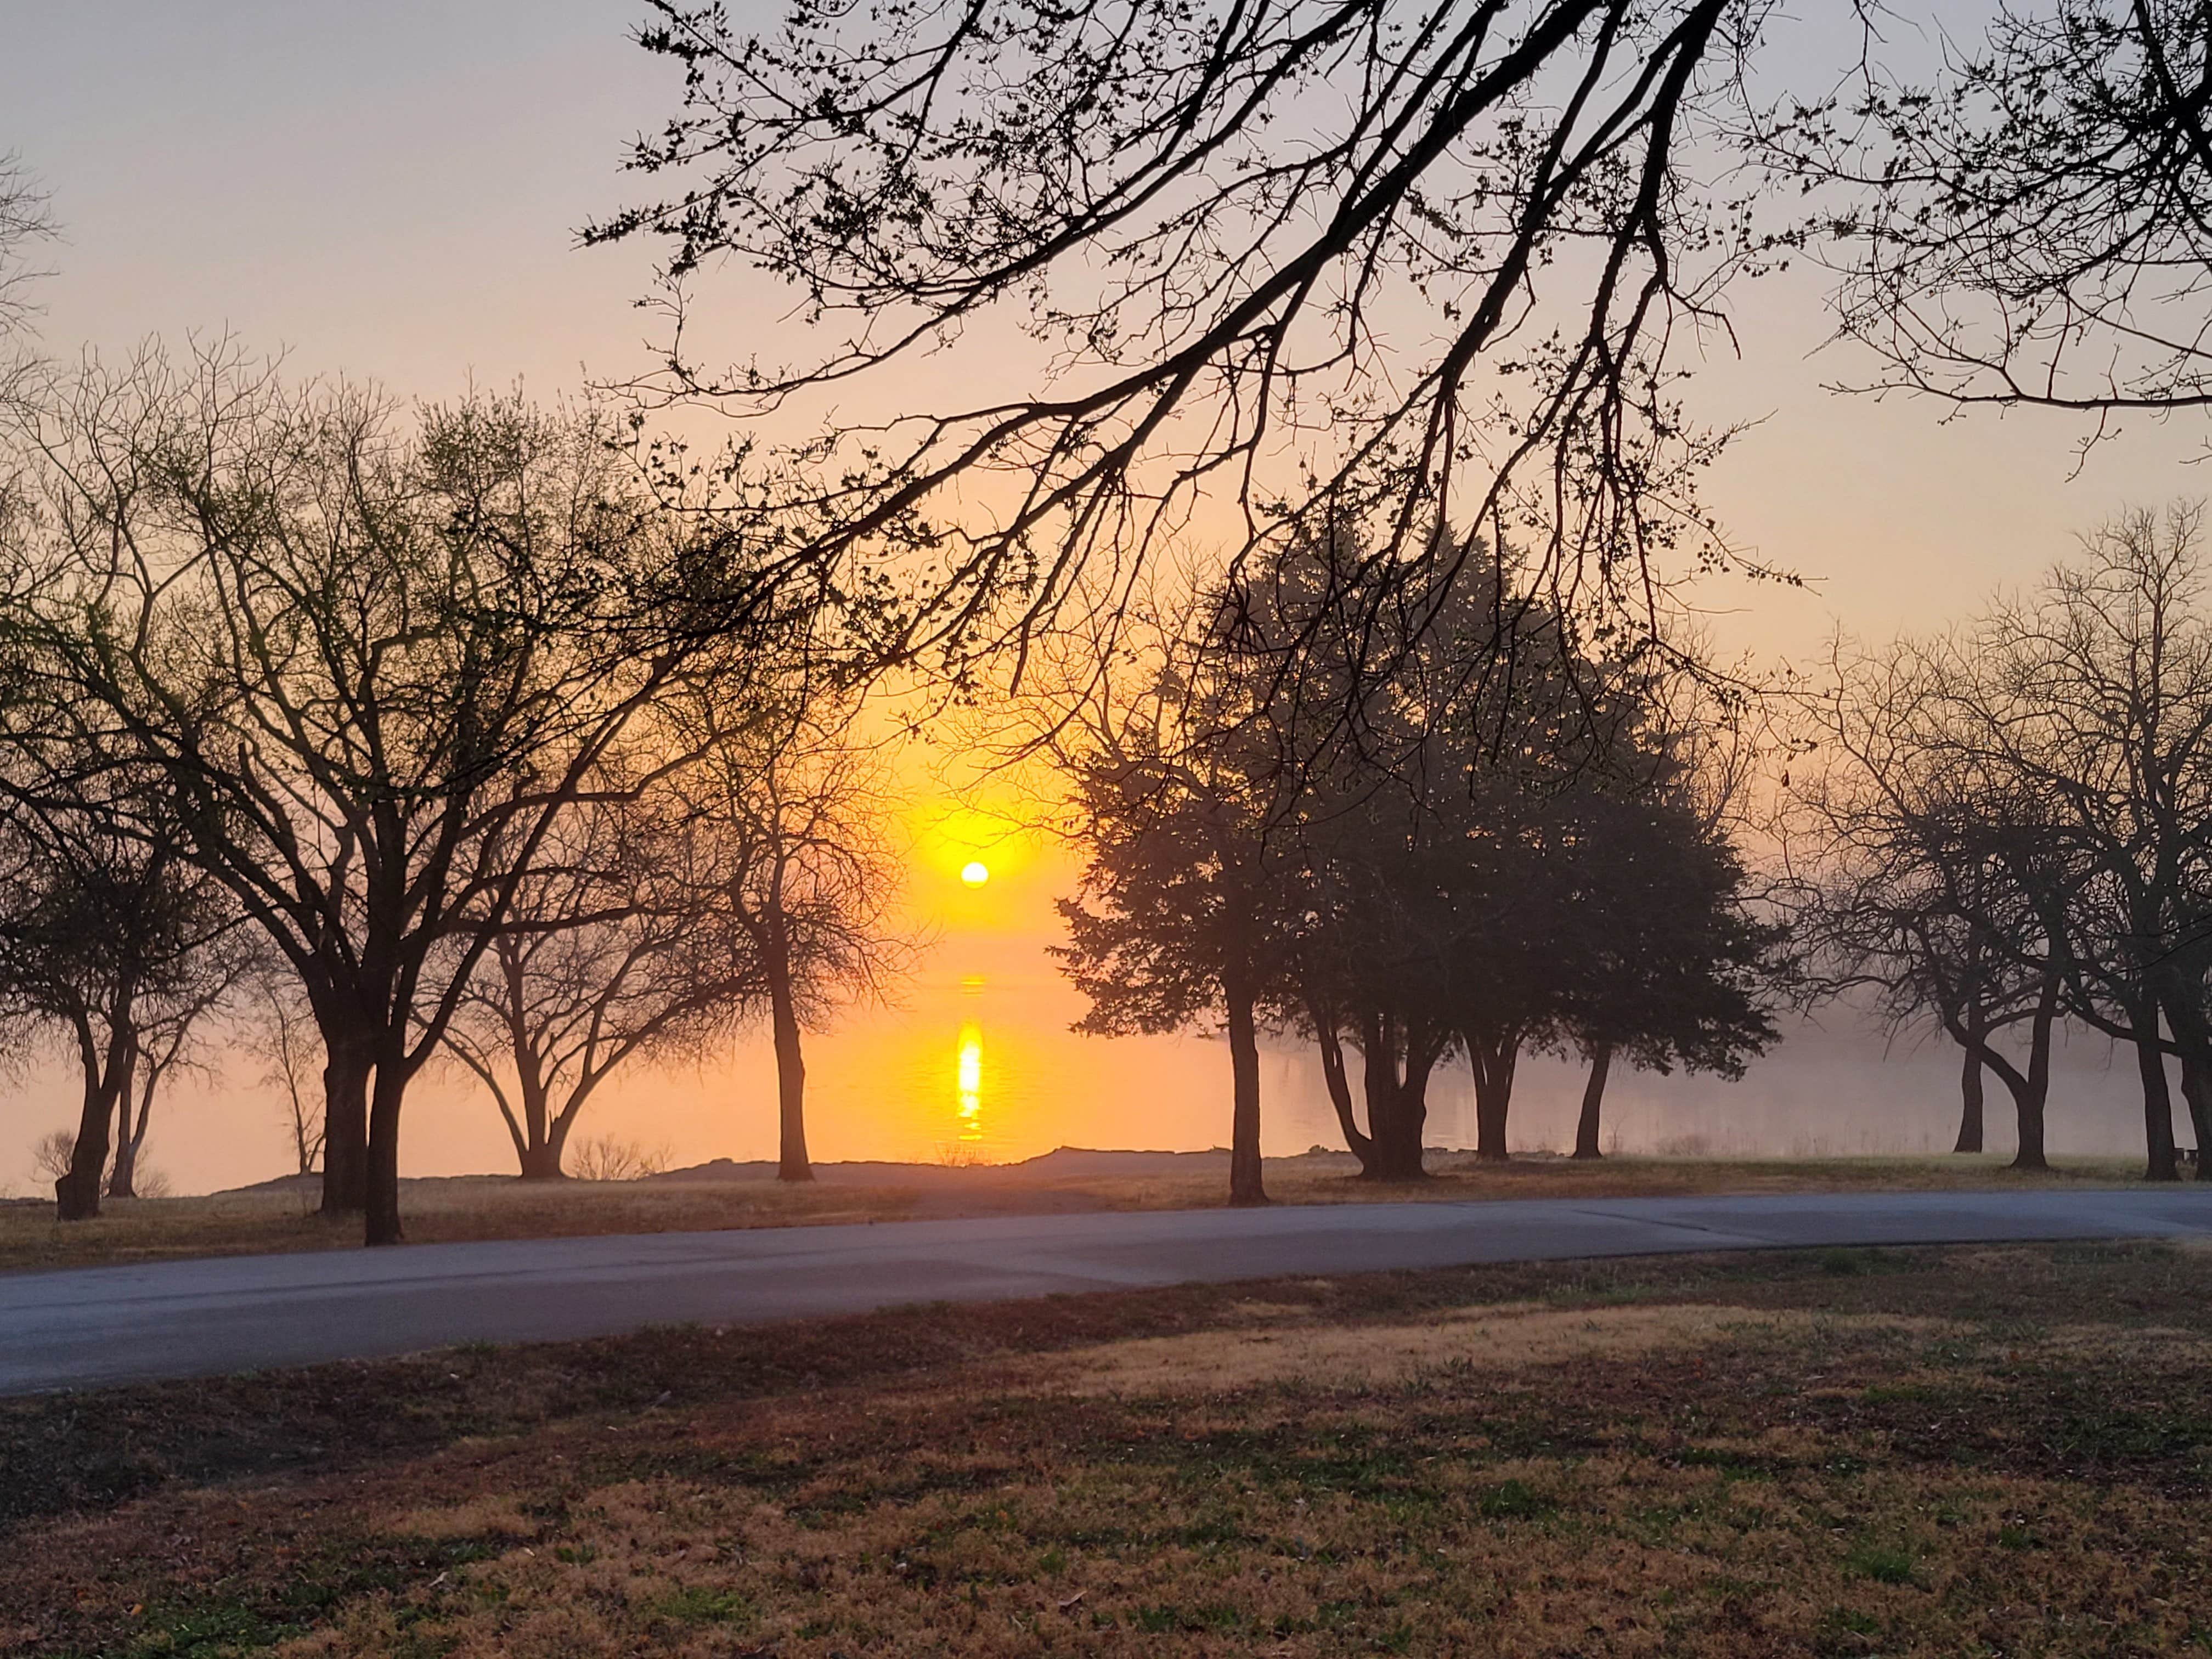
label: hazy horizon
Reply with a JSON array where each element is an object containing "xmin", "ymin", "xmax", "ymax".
[{"xmin": 3, "ymin": 2, "xmax": 2204, "ymax": 1195}]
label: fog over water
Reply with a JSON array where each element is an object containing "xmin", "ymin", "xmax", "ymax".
[{"xmin": 3, "ymin": 926, "xmax": 2168, "ymax": 1200}]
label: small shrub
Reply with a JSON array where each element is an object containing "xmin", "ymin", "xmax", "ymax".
[
  {"xmin": 29, "ymin": 1128, "xmax": 74, "ymax": 1182},
  {"xmin": 569, "ymin": 1137, "xmax": 672, "ymax": 1182}
]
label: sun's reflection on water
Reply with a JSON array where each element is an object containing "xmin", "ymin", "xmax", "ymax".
[
  {"xmin": 955, "ymin": 974, "xmax": 986, "ymax": 1142},
  {"xmin": 955, "ymin": 1019, "xmax": 984, "ymax": 1139}
]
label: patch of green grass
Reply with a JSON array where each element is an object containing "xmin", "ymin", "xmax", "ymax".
[
  {"xmin": 653, "ymin": 1584, "xmax": 753, "ymax": 1624},
  {"xmin": 122, "ymin": 1596, "xmax": 300, "ymax": 1657},
  {"xmin": 1677, "ymin": 1444, "xmax": 1789, "ymax": 1479},
  {"xmin": 1371, "ymin": 1615, "xmax": 1417, "ymax": 1652},
  {"xmin": 1476, "ymin": 1478, "xmax": 1551, "ymax": 1520},
  {"xmin": 1844, "ymin": 1538, "xmax": 1917, "ymax": 1585},
  {"xmin": 1814, "ymin": 1605, "xmax": 1884, "ymax": 1657}
]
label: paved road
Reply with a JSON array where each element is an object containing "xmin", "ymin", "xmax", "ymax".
[{"xmin": 7, "ymin": 1187, "xmax": 2212, "ymax": 1395}]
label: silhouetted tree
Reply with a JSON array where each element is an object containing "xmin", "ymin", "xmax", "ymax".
[
  {"xmin": 1790, "ymin": 510, "xmax": 2212, "ymax": 1180},
  {"xmin": 1269, "ymin": 531, "xmax": 1775, "ymax": 1169},
  {"xmin": 1051, "ymin": 593, "xmax": 1308, "ymax": 1206},
  {"xmin": 0, "ymin": 802, "xmax": 241, "ymax": 1218},
  {"xmin": 0, "ymin": 348, "xmax": 794, "ymax": 1243},
  {"xmin": 0, "ymin": 154, "xmax": 49, "ymax": 348},
  {"xmin": 1785, "ymin": 631, "xmax": 2075, "ymax": 1172},
  {"xmin": 592, "ymin": 0, "xmax": 1780, "ymax": 691},
  {"xmin": 1804, "ymin": 2, "xmax": 2212, "ymax": 433},
  {"xmin": 440, "ymin": 781, "xmax": 763, "ymax": 1179},
  {"xmin": 245, "ymin": 977, "xmax": 325, "ymax": 1177},
  {"xmin": 1544, "ymin": 788, "xmax": 1782, "ymax": 1160},
  {"xmin": 662, "ymin": 663, "xmax": 913, "ymax": 1183}
]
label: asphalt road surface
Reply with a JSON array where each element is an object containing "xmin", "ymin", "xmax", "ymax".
[{"xmin": 7, "ymin": 1186, "xmax": 2212, "ymax": 1395}]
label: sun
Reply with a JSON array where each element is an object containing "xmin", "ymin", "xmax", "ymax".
[{"xmin": 960, "ymin": 860, "xmax": 991, "ymax": 887}]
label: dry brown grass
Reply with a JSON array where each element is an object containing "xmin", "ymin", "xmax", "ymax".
[
  {"xmin": 1035, "ymin": 1300, "xmax": 1967, "ymax": 1396},
  {"xmin": 0, "ymin": 1175, "xmax": 932, "ymax": 1274},
  {"xmin": 0, "ymin": 1149, "xmax": 2153, "ymax": 1274},
  {"xmin": 5, "ymin": 1240, "xmax": 2211, "ymax": 1656}
]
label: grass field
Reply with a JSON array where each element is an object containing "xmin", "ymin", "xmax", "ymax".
[
  {"xmin": 0, "ymin": 1150, "xmax": 2165, "ymax": 1274},
  {"xmin": 5, "ymin": 1238, "xmax": 2210, "ymax": 1655}
]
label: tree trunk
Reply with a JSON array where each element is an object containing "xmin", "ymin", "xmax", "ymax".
[
  {"xmin": 364, "ymin": 1053, "xmax": 408, "ymax": 1246},
  {"xmin": 57, "ymin": 1076, "xmax": 121, "ymax": 1221},
  {"xmin": 1573, "ymin": 1042, "xmax": 1613, "ymax": 1160},
  {"xmin": 320, "ymin": 1037, "xmax": 371, "ymax": 1216},
  {"xmin": 2180, "ymin": 1054, "xmax": 2212, "ymax": 1180},
  {"xmin": 1311, "ymin": 999, "xmax": 1376, "ymax": 1177},
  {"xmin": 1357, "ymin": 1008, "xmax": 1401, "ymax": 1180},
  {"xmin": 2132, "ymin": 1001, "xmax": 2181, "ymax": 1182},
  {"xmin": 1954, "ymin": 1001, "xmax": 1987, "ymax": 1154},
  {"xmin": 106, "ymin": 1056, "xmax": 142, "ymax": 1199},
  {"xmin": 2010, "ymin": 976, "xmax": 2056, "ymax": 1172},
  {"xmin": 1951, "ymin": 974, "xmax": 2052, "ymax": 1171},
  {"xmin": 2157, "ymin": 980, "xmax": 2212, "ymax": 1181},
  {"xmin": 1360, "ymin": 1009, "xmax": 1425, "ymax": 1181},
  {"xmin": 57, "ymin": 1022, "xmax": 131, "ymax": 1221},
  {"xmin": 1468, "ymin": 1028, "xmax": 1519, "ymax": 1163},
  {"xmin": 765, "ymin": 921, "xmax": 813, "ymax": 1183},
  {"xmin": 517, "ymin": 1139, "xmax": 567, "ymax": 1180},
  {"xmin": 1224, "ymin": 970, "xmax": 1267, "ymax": 1206},
  {"xmin": 514, "ymin": 1060, "xmax": 566, "ymax": 1179}
]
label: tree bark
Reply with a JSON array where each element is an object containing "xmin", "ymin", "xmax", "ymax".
[
  {"xmin": 1310, "ymin": 998, "xmax": 1376, "ymax": 1176},
  {"xmin": 320, "ymin": 1036, "xmax": 371, "ymax": 1216},
  {"xmin": 2157, "ymin": 980, "xmax": 2212, "ymax": 1181},
  {"xmin": 106, "ymin": 1054, "xmax": 143, "ymax": 1199},
  {"xmin": 2132, "ymin": 1000, "xmax": 2182, "ymax": 1182},
  {"xmin": 1359, "ymin": 1009, "xmax": 1426, "ymax": 1181},
  {"xmin": 1572, "ymin": 1042, "xmax": 1612, "ymax": 1160},
  {"xmin": 511, "ymin": 1053, "xmax": 569, "ymax": 1179},
  {"xmin": 517, "ymin": 1138, "xmax": 568, "ymax": 1180},
  {"xmin": 1357, "ymin": 1008, "xmax": 1401, "ymax": 1180},
  {"xmin": 364, "ymin": 1057, "xmax": 408, "ymax": 1246},
  {"xmin": 1468, "ymin": 1028, "xmax": 1519, "ymax": 1163},
  {"xmin": 1954, "ymin": 1001, "xmax": 1987, "ymax": 1155},
  {"xmin": 2180, "ymin": 1053, "xmax": 2212, "ymax": 1179},
  {"xmin": 56, "ymin": 1019, "xmax": 132, "ymax": 1221},
  {"xmin": 1224, "ymin": 969, "xmax": 1268, "ymax": 1206},
  {"xmin": 2010, "ymin": 975, "xmax": 2056, "ymax": 1172},
  {"xmin": 765, "ymin": 917, "xmax": 814, "ymax": 1183}
]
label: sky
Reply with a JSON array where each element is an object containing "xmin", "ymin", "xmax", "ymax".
[{"xmin": 0, "ymin": 3, "xmax": 2198, "ymax": 1193}]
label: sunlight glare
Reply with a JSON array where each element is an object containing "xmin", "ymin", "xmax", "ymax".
[{"xmin": 961, "ymin": 860, "xmax": 990, "ymax": 886}]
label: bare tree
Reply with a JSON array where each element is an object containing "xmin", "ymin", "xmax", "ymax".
[
  {"xmin": 1782, "ymin": 647, "xmax": 2071, "ymax": 1173},
  {"xmin": 0, "ymin": 800, "xmax": 242, "ymax": 1218},
  {"xmin": 1805, "ymin": 2, "xmax": 2212, "ymax": 437},
  {"xmin": 590, "ymin": 1, "xmax": 1780, "ymax": 689},
  {"xmin": 662, "ymin": 668, "xmax": 914, "ymax": 1183},
  {"xmin": 244, "ymin": 977, "xmax": 325, "ymax": 1177},
  {"xmin": 0, "ymin": 348, "xmax": 798, "ymax": 1243},
  {"xmin": 440, "ymin": 782, "xmax": 763, "ymax": 1179},
  {"xmin": 0, "ymin": 154, "xmax": 52, "ymax": 348},
  {"xmin": 28, "ymin": 1127, "xmax": 72, "ymax": 1184},
  {"xmin": 1790, "ymin": 509, "xmax": 2212, "ymax": 1180}
]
